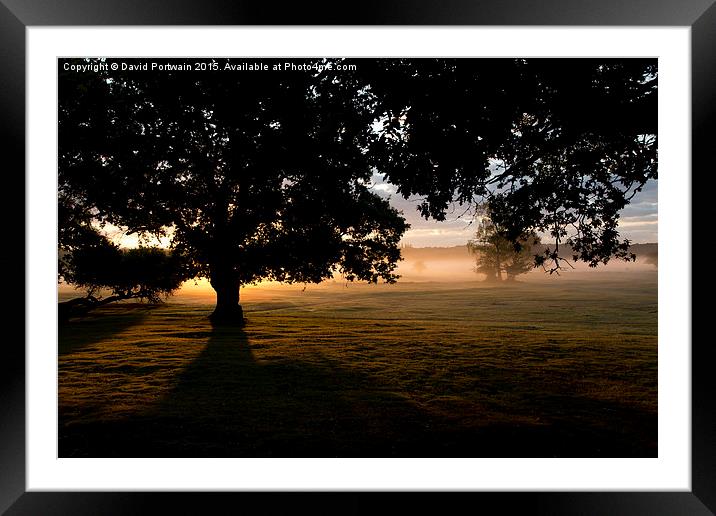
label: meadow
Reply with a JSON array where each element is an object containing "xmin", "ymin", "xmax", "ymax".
[{"xmin": 58, "ymin": 261, "xmax": 657, "ymax": 458}]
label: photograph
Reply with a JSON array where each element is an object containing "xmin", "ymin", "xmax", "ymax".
[
  {"xmin": 57, "ymin": 57, "xmax": 659, "ymax": 459},
  {"xmin": 1, "ymin": 0, "xmax": 710, "ymax": 507}
]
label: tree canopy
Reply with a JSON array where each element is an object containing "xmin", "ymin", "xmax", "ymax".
[
  {"xmin": 59, "ymin": 58, "xmax": 657, "ymax": 322},
  {"xmin": 363, "ymin": 59, "xmax": 657, "ymax": 270}
]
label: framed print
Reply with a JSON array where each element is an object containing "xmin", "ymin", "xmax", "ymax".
[{"xmin": 3, "ymin": 1, "xmax": 713, "ymax": 514}]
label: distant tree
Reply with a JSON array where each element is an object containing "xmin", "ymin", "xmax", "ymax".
[{"xmin": 467, "ymin": 209, "xmax": 540, "ymax": 282}]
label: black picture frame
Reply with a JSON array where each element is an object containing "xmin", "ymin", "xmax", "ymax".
[{"xmin": 2, "ymin": 1, "xmax": 711, "ymax": 514}]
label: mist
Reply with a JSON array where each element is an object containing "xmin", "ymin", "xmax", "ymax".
[{"xmin": 394, "ymin": 244, "xmax": 657, "ymax": 283}]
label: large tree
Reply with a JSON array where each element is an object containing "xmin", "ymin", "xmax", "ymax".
[{"xmin": 59, "ymin": 58, "xmax": 407, "ymax": 323}]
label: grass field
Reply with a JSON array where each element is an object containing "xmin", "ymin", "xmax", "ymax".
[{"xmin": 58, "ymin": 270, "xmax": 657, "ymax": 458}]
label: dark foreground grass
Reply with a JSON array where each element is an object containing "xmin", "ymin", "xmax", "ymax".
[{"xmin": 58, "ymin": 273, "xmax": 657, "ymax": 457}]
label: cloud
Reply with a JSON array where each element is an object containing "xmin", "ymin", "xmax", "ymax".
[
  {"xmin": 371, "ymin": 183, "xmax": 397, "ymax": 194},
  {"xmin": 371, "ymin": 173, "xmax": 657, "ymax": 247}
]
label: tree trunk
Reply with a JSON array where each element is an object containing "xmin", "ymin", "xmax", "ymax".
[{"xmin": 209, "ymin": 264, "xmax": 245, "ymax": 325}]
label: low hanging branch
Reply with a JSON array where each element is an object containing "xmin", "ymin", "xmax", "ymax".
[
  {"xmin": 59, "ymin": 235, "xmax": 191, "ymax": 323},
  {"xmin": 58, "ymin": 292, "xmax": 149, "ymax": 323}
]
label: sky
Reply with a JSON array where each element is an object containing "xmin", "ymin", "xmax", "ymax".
[
  {"xmin": 368, "ymin": 173, "xmax": 658, "ymax": 248},
  {"xmin": 104, "ymin": 175, "xmax": 657, "ymax": 250}
]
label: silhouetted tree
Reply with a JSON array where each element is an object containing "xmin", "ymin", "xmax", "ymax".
[
  {"xmin": 467, "ymin": 208, "xmax": 540, "ymax": 282},
  {"xmin": 59, "ymin": 58, "xmax": 407, "ymax": 323}
]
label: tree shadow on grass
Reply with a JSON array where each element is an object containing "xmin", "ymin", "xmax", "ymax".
[
  {"xmin": 71, "ymin": 324, "xmax": 438, "ymax": 457},
  {"xmin": 58, "ymin": 303, "xmax": 160, "ymax": 355},
  {"xmin": 58, "ymin": 321, "xmax": 657, "ymax": 458}
]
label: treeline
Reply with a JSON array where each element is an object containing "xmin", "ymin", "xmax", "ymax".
[{"xmin": 400, "ymin": 243, "xmax": 658, "ymax": 266}]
